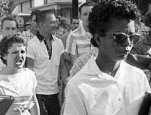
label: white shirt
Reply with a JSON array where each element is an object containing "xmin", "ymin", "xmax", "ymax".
[
  {"xmin": 27, "ymin": 35, "xmax": 64, "ymax": 95},
  {"xmin": 62, "ymin": 57, "xmax": 150, "ymax": 115}
]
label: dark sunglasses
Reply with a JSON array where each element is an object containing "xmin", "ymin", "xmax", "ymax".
[{"xmin": 112, "ymin": 32, "xmax": 141, "ymax": 47}]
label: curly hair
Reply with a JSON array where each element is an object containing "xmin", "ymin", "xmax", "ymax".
[
  {"xmin": 0, "ymin": 34, "xmax": 26, "ymax": 64},
  {"xmin": 89, "ymin": 0, "xmax": 141, "ymax": 47}
]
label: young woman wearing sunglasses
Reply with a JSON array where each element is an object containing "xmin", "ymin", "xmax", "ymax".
[{"xmin": 62, "ymin": 1, "xmax": 151, "ymax": 115}]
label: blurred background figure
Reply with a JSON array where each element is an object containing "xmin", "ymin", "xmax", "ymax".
[
  {"xmin": 144, "ymin": 1, "xmax": 151, "ymax": 28},
  {"xmin": 70, "ymin": 18, "xmax": 79, "ymax": 31},
  {"xmin": 56, "ymin": 16, "xmax": 61, "ymax": 28},
  {"xmin": 22, "ymin": 21, "xmax": 32, "ymax": 43},
  {"xmin": 55, "ymin": 16, "xmax": 70, "ymax": 40},
  {"xmin": 0, "ymin": 15, "xmax": 18, "ymax": 70},
  {"xmin": 65, "ymin": 2, "xmax": 94, "ymax": 64},
  {"xmin": 1, "ymin": 16, "xmax": 17, "ymax": 39},
  {"xmin": 22, "ymin": 10, "xmax": 40, "ymax": 44},
  {"xmin": 30, "ymin": 10, "xmax": 40, "ymax": 36},
  {"xmin": 24, "ymin": 21, "xmax": 31, "ymax": 31}
]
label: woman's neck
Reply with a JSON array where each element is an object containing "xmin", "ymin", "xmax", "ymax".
[
  {"xmin": 4, "ymin": 66, "xmax": 22, "ymax": 75},
  {"xmin": 96, "ymin": 53, "xmax": 121, "ymax": 77}
]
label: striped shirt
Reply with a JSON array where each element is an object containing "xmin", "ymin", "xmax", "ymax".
[{"xmin": 66, "ymin": 24, "xmax": 93, "ymax": 57}]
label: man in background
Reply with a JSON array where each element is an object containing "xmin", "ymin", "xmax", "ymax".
[
  {"xmin": 0, "ymin": 16, "xmax": 18, "ymax": 69},
  {"xmin": 144, "ymin": 1, "xmax": 151, "ymax": 28},
  {"xmin": 22, "ymin": 10, "xmax": 40, "ymax": 43},
  {"xmin": 66, "ymin": 2, "xmax": 94, "ymax": 64},
  {"xmin": 26, "ymin": 10, "xmax": 64, "ymax": 115},
  {"xmin": 70, "ymin": 18, "xmax": 79, "ymax": 31},
  {"xmin": 1, "ymin": 16, "xmax": 17, "ymax": 39}
]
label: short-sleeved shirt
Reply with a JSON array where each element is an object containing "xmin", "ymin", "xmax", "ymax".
[
  {"xmin": 66, "ymin": 24, "xmax": 93, "ymax": 58},
  {"xmin": 63, "ymin": 57, "xmax": 150, "ymax": 115},
  {"xmin": 27, "ymin": 35, "xmax": 64, "ymax": 95}
]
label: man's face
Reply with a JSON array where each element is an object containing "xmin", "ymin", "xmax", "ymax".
[
  {"xmin": 39, "ymin": 13, "xmax": 57, "ymax": 35},
  {"xmin": 79, "ymin": 6, "xmax": 93, "ymax": 28},
  {"xmin": 98, "ymin": 18, "xmax": 135, "ymax": 61},
  {"xmin": 56, "ymin": 18, "xmax": 60, "ymax": 27},
  {"xmin": 31, "ymin": 15, "xmax": 38, "ymax": 31},
  {"xmin": 2, "ymin": 20, "xmax": 17, "ymax": 37},
  {"xmin": 71, "ymin": 19, "xmax": 79, "ymax": 30}
]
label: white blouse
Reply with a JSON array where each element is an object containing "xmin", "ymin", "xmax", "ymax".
[{"xmin": 0, "ymin": 68, "xmax": 37, "ymax": 115}]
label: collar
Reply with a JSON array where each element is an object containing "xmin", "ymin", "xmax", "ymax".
[
  {"xmin": 81, "ymin": 56, "xmax": 123, "ymax": 83},
  {"xmin": 36, "ymin": 32, "xmax": 53, "ymax": 42},
  {"xmin": 80, "ymin": 24, "xmax": 92, "ymax": 39}
]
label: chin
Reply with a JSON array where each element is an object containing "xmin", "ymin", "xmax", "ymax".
[
  {"xmin": 115, "ymin": 54, "xmax": 127, "ymax": 61},
  {"xmin": 16, "ymin": 65, "xmax": 24, "ymax": 69}
]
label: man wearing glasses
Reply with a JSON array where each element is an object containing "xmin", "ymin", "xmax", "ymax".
[{"xmin": 62, "ymin": 0, "xmax": 151, "ymax": 115}]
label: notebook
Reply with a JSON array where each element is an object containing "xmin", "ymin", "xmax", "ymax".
[{"xmin": 0, "ymin": 95, "xmax": 14, "ymax": 115}]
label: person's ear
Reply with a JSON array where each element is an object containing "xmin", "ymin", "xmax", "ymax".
[
  {"xmin": 3, "ymin": 54, "xmax": 7, "ymax": 61},
  {"xmin": 38, "ymin": 22, "xmax": 43, "ymax": 27},
  {"xmin": 94, "ymin": 33, "xmax": 102, "ymax": 47}
]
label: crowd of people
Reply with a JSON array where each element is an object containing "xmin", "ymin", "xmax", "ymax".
[{"xmin": 0, "ymin": 0, "xmax": 151, "ymax": 115}]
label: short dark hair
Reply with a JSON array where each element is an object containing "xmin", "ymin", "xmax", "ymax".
[
  {"xmin": 1, "ymin": 16, "xmax": 18, "ymax": 28},
  {"xmin": 0, "ymin": 34, "xmax": 26, "ymax": 64},
  {"xmin": 89, "ymin": 0, "xmax": 141, "ymax": 47},
  {"xmin": 36, "ymin": 10, "xmax": 55, "ymax": 24},
  {"xmin": 30, "ymin": 10, "xmax": 40, "ymax": 23},
  {"xmin": 78, "ymin": 2, "xmax": 94, "ymax": 14}
]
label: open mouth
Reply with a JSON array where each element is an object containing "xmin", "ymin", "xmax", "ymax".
[{"xmin": 15, "ymin": 58, "xmax": 23, "ymax": 65}]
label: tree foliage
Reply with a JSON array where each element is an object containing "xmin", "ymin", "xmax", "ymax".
[{"xmin": 0, "ymin": 0, "xmax": 16, "ymax": 18}]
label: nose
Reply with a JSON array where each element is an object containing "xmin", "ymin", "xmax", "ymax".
[
  {"xmin": 122, "ymin": 36, "xmax": 132, "ymax": 47},
  {"xmin": 123, "ymin": 40, "xmax": 133, "ymax": 52},
  {"xmin": 17, "ymin": 52, "xmax": 22, "ymax": 57},
  {"xmin": 9, "ymin": 29, "xmax": 16, "ymax": 34}
]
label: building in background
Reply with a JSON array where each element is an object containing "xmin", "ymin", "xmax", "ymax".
[
  {"xmin": 12, "ymin": 0, "xmax": 88, "ymax": 20},
  {"xmin": 0, "ymin": 0, "xmax": 97, "ymax": 27}
]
